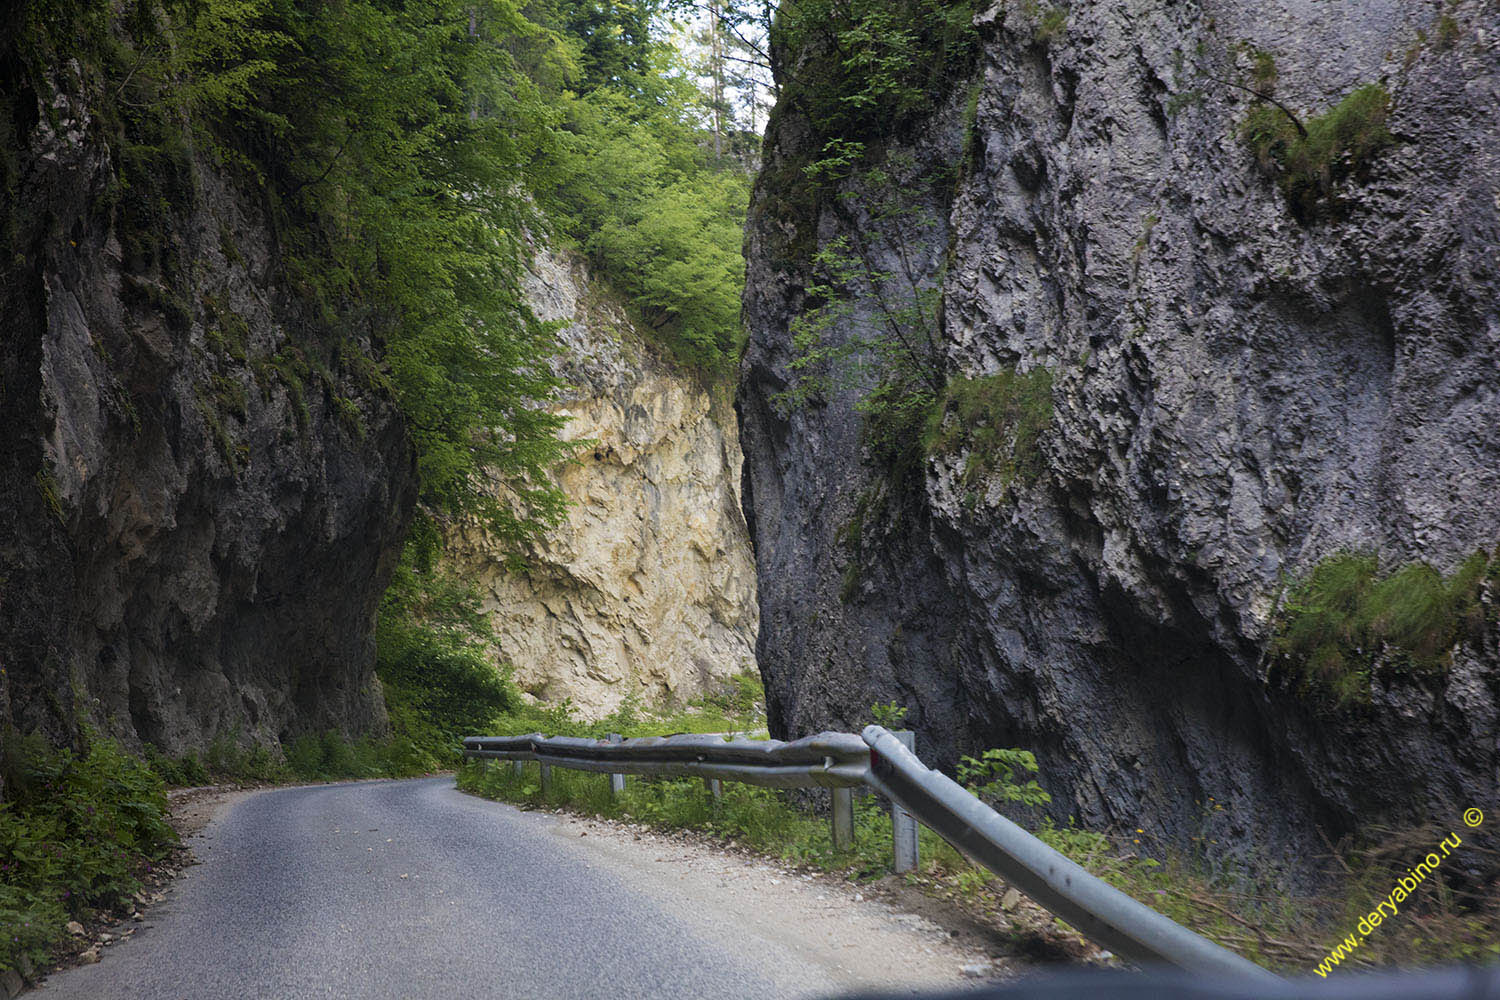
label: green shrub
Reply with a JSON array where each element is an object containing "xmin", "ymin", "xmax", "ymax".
[
  {"xmin": 540, "ymin": 88, "xmax": 751, "ymax": 378},
  {"xmin": 776, "ymin": 0, "xmax": 982, "ymax": 158},
  {"xmin": 957, "ymin": 748, "xmax": 1052, "ymax": 807},
  {"xmin": 1270, "ymin": 549, "xmax": 1496, "ymax": 706},
  {"xmin": 279, "ymin": 732, "xmax": 409, "ymax": 782},
  {"xmin": 644, "ymin": 671, "xmax": 767, "ymax": 735},
  {"xmin": 283, "ymin": 736, "xmax": 324, "ymax": 781},
  {"xmin": 146, "ymin": 733, "xmax": 291, "ymax": 787},
  {"xmin": 318, "ymin": 732, "xmax": 358, "ymax": 778},
  {"xmin": 752, "ymin": 0, "xmax": 983, "ymax": 272},
  {"xmin": 923, "ymin": 366, "xmax": 1055, "ymax": 496},
  {"xmin": 477, "ymin": 670, "xmax": 766, "ymax": 745},
  {"xmin": 0, "ymin": 731, "xmax": 177, "ymax": 974},
  {"xmin": 141, "ymin": 746, "xmax": 209, "ymax": 787},
  {"xmin": 374, "ymin": 559, "xmax": 522, "ymax": 768},
  {"xmin": 1242, "ymin": 83, "xmax": 1394, "ymax": 218}
]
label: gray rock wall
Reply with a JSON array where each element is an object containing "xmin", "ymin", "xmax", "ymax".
[
  {"xmin": 740, "ymin": 0, "xmax": 1500, "ymax": 876},
  {"xmin": 1, "ymin": 64, "xmax": 415, "ymax": 752}
]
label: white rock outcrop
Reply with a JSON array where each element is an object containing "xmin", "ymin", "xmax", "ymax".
[{"xmin": 447, "ymin": 247, "xmax": 758, "ymax": 717}]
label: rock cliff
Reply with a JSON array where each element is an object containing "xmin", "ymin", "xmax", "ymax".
[
  {"xmin": 740, "ymin": 0, "xmax": 1499, "ymax": 875},
  {"xmin": 1, "ymin": 61, "xmax": 415, "ymax": 751},
  {"xmin": 446, "ymin": 247, "xmax": 758, "ymax": 717}
]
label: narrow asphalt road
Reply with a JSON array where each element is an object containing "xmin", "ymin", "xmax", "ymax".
[{"xmin": 37, "ymin": 777, "xmax": 980, "ymax": 999}]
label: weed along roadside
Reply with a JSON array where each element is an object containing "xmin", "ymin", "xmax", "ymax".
[{"xmin": 1314, "ymin": 818, "xmax": 1482, "ymax": 978}]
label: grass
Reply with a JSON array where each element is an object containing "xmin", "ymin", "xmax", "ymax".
[
  {"xmin": 1249, "ymin": 49, "xmax": 1278, "ymax": 91},
  {"xmin": 1327, "ymin": 823, "xmax": 1500, "ymax": 967},
  {"xmin": 487, "ymin": 670, "xmax": 768, "ymax": 743},
  {"xmin": 922, "ymin": 366, "xmax": 1054, "ymax": 498},
  {"xmin": 1241, "ymin": 83, "xmax": 1394, "ymax": 219},
  {"xmin": 135, "ymin": 666, "xmax": 770, "ymax": 792},
  {"xmin": 33, "ymin": 470, "xmax": 64, "ymax": 523},
  {"xmin": 1030, "ymin": 3, "xmax": 1068, "ymax": 43},
  {"xmin": 1269, "ymin": 549, "xmax": 1496, "ymax": 707},
  {"xmin": 200, "ymin": 293, "xmax": 249, "ymax": 363},
  {"xmin": 458, "ymin": 759, "xmax": 958, "ymax": 883},
  {"xmin": 143, "ymin": 730, "xmax": 447, "ymax": 788}
]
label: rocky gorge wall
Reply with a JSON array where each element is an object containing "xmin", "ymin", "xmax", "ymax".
[
  {"xmin": 446, "ymin": 248, "xmax": 758, "ymax": 718},
  {"xmin": 0, "ymin": 62, "xmax": 415, "ymax": 753},
  {"xmin": 740, "ymin": 0, "xmax": 1500, "ymax": 877}
]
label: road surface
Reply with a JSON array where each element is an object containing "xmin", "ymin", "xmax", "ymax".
[{"xmin": 38, "ymin": 776, "xmax": 990, "ymax": 999}]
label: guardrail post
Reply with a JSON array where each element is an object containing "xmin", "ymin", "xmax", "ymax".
[
  {"xmin": 539, "ymin": 762, "xmax": 553, "ymax": 797},
  {"xmin": 608, "ymin": 734, "xmax": 626, "ymax": 797},
  {"xmin": 512, "ymin": 761, "xmax": 524, "ymax": 777},
  {"xmin": 891, "ymin": 730, "xmax": 919, "ymax": 873},
  {"xmin": 703, "ymin": 777, "xmax": 722, "ymax": 803},
  {"xmin": 831, "ymin": 786, "xmax": 854, "ymax": 850}
]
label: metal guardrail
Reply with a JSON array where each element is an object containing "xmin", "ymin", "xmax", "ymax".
[
  {"xmin": 464, "ymin": 731, "xmax": 869, "ymax": 788},
  {"xmin": 461, "ymin": 726, "xmax": 1280, "ymax": 982}
]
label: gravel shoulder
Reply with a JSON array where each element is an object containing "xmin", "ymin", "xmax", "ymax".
[{"xmin": 539, "ymin": 809, "xmax": 1010, "ymax": 990}]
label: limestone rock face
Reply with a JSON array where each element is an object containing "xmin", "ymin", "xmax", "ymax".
[
  {"xmin": 0, "ymin": 67, "xmax": 415, "ymax": 751},
  {"xmin": 740, "ymin": 0, "xmax": 1500, "ymax": 876},
  {"xmin": 447, "ymin": 248, "xmax": 758, "ymax": 717}
]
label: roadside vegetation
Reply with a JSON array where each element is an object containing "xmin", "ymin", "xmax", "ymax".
[{"xmin": 0, "ymin": 731, "xmax": 177, "ymax": 977}]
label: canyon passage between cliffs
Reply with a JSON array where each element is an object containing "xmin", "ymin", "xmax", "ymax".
[{"xmin": 3, "ymin": 0, "xmax": 1499, "ymax": 985}]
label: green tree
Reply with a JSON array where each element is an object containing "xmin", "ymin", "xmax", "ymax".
[
  {"xmin": 526, "ymin": 0, "xmax": 671, "ymax": 92},
  {"xmin": 957, "ymin": 748, "xmax": 1052, "ymax": 808},
  {"xmin": 533, "ymin": 66, "xmax": 752, "ymax": 377},
  {"xmin": 185, "ymin": 0, "xmax": 574, "ymax": 543}
]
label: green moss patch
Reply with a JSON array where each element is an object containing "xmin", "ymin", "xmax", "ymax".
[
  {"xmin": 1270, "ymin": 549, "xmax": 1497, "ymax": 706},
  {"xmin": 923, "ymin": 366, "xmax": 1055, "ymax": 496},
  {"xmin": 1241, "ymin": 83, "xmax": 1394, "ymax": 219}
]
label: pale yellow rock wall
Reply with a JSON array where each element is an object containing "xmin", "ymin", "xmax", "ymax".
[{"xmin": 446, "ymin": 247, "xmax": 758, "ymax": 718}]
